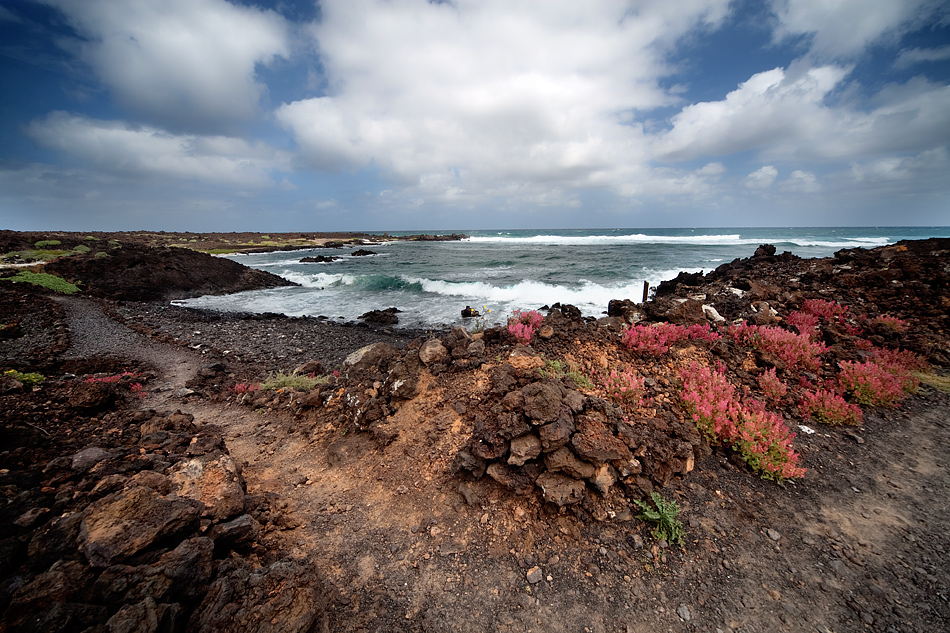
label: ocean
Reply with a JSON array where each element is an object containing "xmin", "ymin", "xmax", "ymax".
[{"xmin": 174, "ymin": 227, "xmax": 950, "ymax": 329}]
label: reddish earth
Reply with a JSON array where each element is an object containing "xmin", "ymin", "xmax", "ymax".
[{"xmin": 1, "ymin": 235, "xmax": 949, "ymax": 632}]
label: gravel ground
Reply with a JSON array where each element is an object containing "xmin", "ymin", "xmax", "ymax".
[{"xmin": 110, "ymin": 302, "xmax": 441, "ymax": 373}]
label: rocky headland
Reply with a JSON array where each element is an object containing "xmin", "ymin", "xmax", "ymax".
[{"xmin": 1, "ymin": 234, "xmax": 949, "ymax": 632}]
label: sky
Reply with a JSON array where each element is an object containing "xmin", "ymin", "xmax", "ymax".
[{"xmin": 1, "ymin": 0, "xmax": 949, "ymax": 232}]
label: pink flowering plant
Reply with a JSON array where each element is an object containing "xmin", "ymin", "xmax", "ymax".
[
  {"xmin": 757, "ymin": 368, "xmax": 788, "ymax": 402},
  {"xmin": 799, "ymin": 387, "xmax": 863, "ymax": 426},
  {"xmin": 869, "ymin": 315, "xmax": 908, "ymax": 334},
  {"xmin": 800, "ymin": 298, "xmax": 849, "ymax": 323},
  {"xmin": 837, "ymin": 359, "xmax": 918, "ymax": 407},
  {"xmin": 786, "ymin": 310, "xmax": 820, "ymax": 339},
  {"xmin": 680, "ymin": 362, "xmax": 805, "ymax": 481},
  {"xmin": 621, "ymin": 322, "xmax": 720, "ymax": 355},
  {"xmin": 84, "ymin": 371, "xmax": 140, "ymax": 384},
  {"xmin": 727, "ymin": 323, "xmax": 826, "ymax": 372},
  {"xmin": 231, "ymin": 382, "xmax": 261, "ymax": 394},
  {"xmin": 508, "ymin": 309, "xmax": 544, "ymax": 344},
  {"xmin": 603, "ymin": 367, "xmax": 646, "ymax": 404}
]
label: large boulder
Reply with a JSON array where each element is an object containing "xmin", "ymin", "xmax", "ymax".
[
  {"xmin": 168, "ymin": 455, "xmax": 246, "ymax": 521},
  {"xmin": 79, "ymin": 487, "xmax": 202, "ymax": 568}
]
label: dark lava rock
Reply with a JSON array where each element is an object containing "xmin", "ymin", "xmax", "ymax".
[
  {"xmin": 358, "ymin": 307, "xmax": 400, "ymax": 325},
  {"xmin": 350, "ymin": 249, "xmax": 377, "ymax": 257},
  {"xmin": 299, "ymin": 255, "xmax": 341, "ymax": 263},
  {"xmin": 189, "ymin": 558, "xmax": 329, "ymax": 633},
  {"xmin": 45, "ymin": 244, "xmax": 295, "ymax": 301}
]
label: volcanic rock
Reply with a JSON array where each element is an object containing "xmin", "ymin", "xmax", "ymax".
[{"xmin": 536, "ymin": 472, "xmax": 586, "ymax": 506}]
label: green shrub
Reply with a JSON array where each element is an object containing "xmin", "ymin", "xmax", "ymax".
[
  {"xmin": 84, "ymin": 235, "xmax": 99, "ymax": 241},
  {"xmin": 72, "ymin": 244, "xmax": 91, "ymax": 254},
  {"xmin": 34, "ymin": 240, "xmax": 61, "ymax": 248},
  {"xmin": 634, "ymin": 492, "xmax": 685, "ymax": 546},
  {"xmin": 6, "ymin": 271, "xmax": 80, "ymax": 294},
  {"xmin": 94, "ymin": 251, "xmax": 110, "ymax": 259},
  {"xmin": 3, "ymin": 369, "xmax": 45, "ymax": 386},
  {"xmin": 260, "ymin": 371, "xmax": 328, "ymax": 391}
]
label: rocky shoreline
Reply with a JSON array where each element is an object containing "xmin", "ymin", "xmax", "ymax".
[{"xmin": 2, "ymin": 235, "xmax": 949, "ymax": 632}]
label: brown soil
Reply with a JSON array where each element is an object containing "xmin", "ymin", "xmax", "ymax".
[{"xmin": 1, "ymin": 238, "xmax": 949, "ymax": 632}]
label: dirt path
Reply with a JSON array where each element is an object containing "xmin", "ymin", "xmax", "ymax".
[{"xmin": 54, "ymin": 298, "xmax": 950, "ymax": 632}]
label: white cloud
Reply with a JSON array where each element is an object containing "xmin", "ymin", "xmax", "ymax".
[
  {"xmin": 26, "ymin": 112, "xmax": 285, "ymax": 186},
  {"xmin": 745, "ymin": 165, "xmax": 778, "ymax": 189},
  {"xmin": 277, "ymin": 0, "xmax": 732, "ymax": 203},
  {"xmin": 771, "ymin": 0, "xmax": 945, "ymax": 59},
  {"xmin": 42, "ymin": 0, "xmax": 290, "ymax": 132},
  {"xmin": 779, "ymin": 169, "xmax": 819, "ymax": 192},
  {"xmin": 895, "ymin": 45, "xmax": 950, "ymax": 69}
]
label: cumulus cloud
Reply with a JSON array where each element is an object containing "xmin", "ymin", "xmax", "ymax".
[
  {"xmin": 26, "ymin": 112, "xmax": 285, "ymax": 187},
  {"xmin": 779, "ymin": 169, "xmax": 819, "ymax": 192},
  {"xmin": 745, "ymin": 165, "xmax": 778, "ymax": 189},
  {"xmin": 771, "ymin": 0, "xmax": 945, "ymax": 59},
  {"xmin": 655, "ymin": 66, "xmax": 950, "ymax": 163},
  {"xmin": 42, "ymin": 0, "xmax": 290, "ymax": 132},
  {"xmin": 277, "ymin": 0, "xmax": 732, "ymax": 202}
]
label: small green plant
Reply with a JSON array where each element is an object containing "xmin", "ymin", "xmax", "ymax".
[
  {"xmin": 915, "ymin": 372, "xmax": 950, "ymax": 394},
  {"xmin": 467, "ymin": 305, "xmax": 492, "ymax": 334},
  {"xmin": 94, "ymin": 251, "xmax": 110, "ymax": 259},
  {"xmin": 5, "ymin": 271, "xmax": 80, "ymax": 294},
  {"xmin": 539, "ymin": 358, "xmax": 594, "ymax": 389},
  {"xmin": 72, "ymin": 244, "xmax": 91, "ymax": 254},
  {"xmin": 260, "ymin": 371, "xmax": 328, "ymax": 391},
  {"xmin": 634, "ymin": 491, "xmax": 685, "ymax": 546},
  {"xmin": 34, "ymin": 240, "xmax": 61, "ymax": 248},
  {"xmin": 84, "ymin": 235, "xmax": 99, "ymax": 241},
  {"xmin": 3, "ymin": 369, "xmax": 45, "ymax": 386}
]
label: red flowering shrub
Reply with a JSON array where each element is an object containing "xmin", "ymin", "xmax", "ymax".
[
  {"xmin": 621, "ymin": 322, "xmax": 720, "ymax": 355},
  {"xmin": 508, "ymin": 309, "xmax": 544, "ymax": 344},
  {"xmin": 869, "ymin": 315, "xmax": 908, "ymax": 333},
  {"xmin": 604, "ymin": 367, "xmax": 645, "ymax": 404},
  {"xmin": 232, "ymin": 382, "xmax": 260, "ymax": 394},
  {"xmin": 837, "ymin": 359, "xmax": 918, "ymax": 407},
  {"xmin": 757, "ymin": 368, "xmax": 788, "ymax": 402},
  {"xmin": 680, "ymin": 363, "xmax": 805, "ymax": 481},
  {"xmin": 801, "ymin": 299, "xmax": 848, "ymax": 322},
  {"xmin": 727, "ymin": 323, "xmax": 826, "ymax": 372},
  {"xmin": 799, "ymin": 388, "xmax": 863, "ymax": 425},
  {"xmin": 786, "ymin": 310, "xmax": 819, "ymax": 339}
]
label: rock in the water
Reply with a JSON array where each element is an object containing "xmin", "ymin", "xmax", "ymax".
[
  {"xmin": 461, "ymin": 306, "xmax": 481, "ymax": 318},
  {"xmin": 79, "ymin": 487, "xmax": 202, "ymax": 567},
  {"xmin": 358, "ymin": 307, "xmax": 400, "ymax": 325}
]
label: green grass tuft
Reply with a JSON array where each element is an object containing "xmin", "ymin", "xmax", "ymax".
[
  {"xmin": 915, "ymin": 372, "xmax": 950, "ymax": 394},
  {"xmin": 72, "ymin": 244, "xmax": 91, "ymax": 254},
  {"xmin": 5, "ymin": 271, "xmax": 80, "ymax": 294},
  {"xmin": 3, "ymin": 369, "xmax": 45, "ymax": 386},
  {"xmin": 34, "ymin": 240, "xmax": 61, "ymax": 248},
  {"xmin": 260, "ymin": 371, "xmax": 328, "ymax": 391}
]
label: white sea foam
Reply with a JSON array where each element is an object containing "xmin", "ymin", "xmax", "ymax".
[{"xmin": 467, "ymin": 234, "xmax": 893, "ymax": 249}]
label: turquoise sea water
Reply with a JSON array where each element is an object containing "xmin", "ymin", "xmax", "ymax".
[{"xmin": 175, "ymin": 227, "xmax": 950, "ymax": 329}]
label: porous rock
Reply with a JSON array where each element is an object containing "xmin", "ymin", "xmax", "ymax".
[
  {"xmin": 507, "ymin": 434, "xmax": 542, "ymax": 466},
  {"xmin": 571, "ymin": 415, "xmax": 633, "ymax": 464},
  {"xmin": 419, "ymin": 339, "xmax": 450, "ymax": 366},
  {"xmin": 79, "ymin": 486, "xmax": 202, "ymax": 567},
  {"xmin": 169, "ymin": 454, "xmax": 245, "ymax": 521},
  {"xmin": 535, "ymin": 472, "xmax": 586, "ymax": 506},
  {"xmin": 522, "ymin": 381, "xmax": 562, "ymax": 423},
  {"xmin": 544, "ymin": 447, "xmax": 595, "ymax": 479}
]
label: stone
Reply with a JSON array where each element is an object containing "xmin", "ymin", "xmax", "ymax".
[
  {"xmin": 526, "ymin": 566, "xmax": 543, "ymax": 584},
  {"xmin": 535, "ymin": 472, "xmax": 586, "ymax": 506},
  {"xmin": 467, "ymin": 339, "xmax": 486, "ymax": 356},
  {"xmin": 189, "ymin": 558, "xmax": 329, "ymax": 633},
  {"xmin": 508, "ymin": 347, "xmax": 545, "ymax": 370},
  {"xmin": 590, "ymin": 464, "xmax": 617, "ymax": 496},
  {"xmin": 418, "ymin": 339, "xmax": 450, "ymax": 366},
  {"xmin": 538, "ymin": 325, "xmax": 554, "ymax": 339},
  {"xmin": 169, "ymin": 454, "xmax": 245, "ymax": 521},
  {"xmin": 79, "ymin": 487, "xmax": 202, "ymax": 567},
  {"xmin": 545, "ymin": 447, "xmax": 595, "ymax": 479},
  {"xmin": 767, "ymin": 528, "xmax": 781, "ymax": 541},
  {"xmin": 105, "ymin": 598, "xmax": 183, "ymax": 633},
  {"xmin": 507, "ymin": 434, "xmax": 542, "ymax": 466},
  {"xmin": 562, "ymin": 389, "xmax": 586, "ymax": 413},
  {"xmin": 28, "ymin": 511, "xmax": 83, "ymax": 570},
  {"xmin": 358, "ymin": 308, "xmax": 400, "ymax": 325},
  {"xmin": 703, "ymin": 305, "xmax": 725, "ymax": 323},
  {"xmin": 131, "ymin": 470, "xmax": 173, "ymax": 495},
  {"xmin": 523, "ymin": 382, "xmax": 562, "ymax": 423},
  {"xmin": 677, "ymin": 604, "xmax": 692, "ymax": 621},
  {"xmin": 537, "ymin": 413, "xmax": 575, "ymax": 453},
  {"xmin": 72, "ymin": 446, "xmax": 113, "ymax": 472},
  {"xmin": 486, "ymin": 463, "xmax": 535, "ymax": 496},
  {"xmin": 494, "ymin": 411, "xmax": 531, "ymax": 440},
  {"xmin": 572, "ymin": 415, "xmax": 633, "ymax": 463},
  {"xmin": 344, "ymin": 342, "xmax": 399, "ymax": 371},
  {"xmin": 208, "ymin": 515, "xmax": 261, "ymax": 551},
  {"xmin": 293, "ymin": 360, "xmax": 325, "ymax": 376},
  {"xmin": 14, "ymin": 507, "xmax": 50, "ymax": 528}
]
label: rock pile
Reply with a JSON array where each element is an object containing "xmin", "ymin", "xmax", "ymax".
[{"xmin": 1, "ymin": 380, "xmax": 328, "ymax": 632}]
